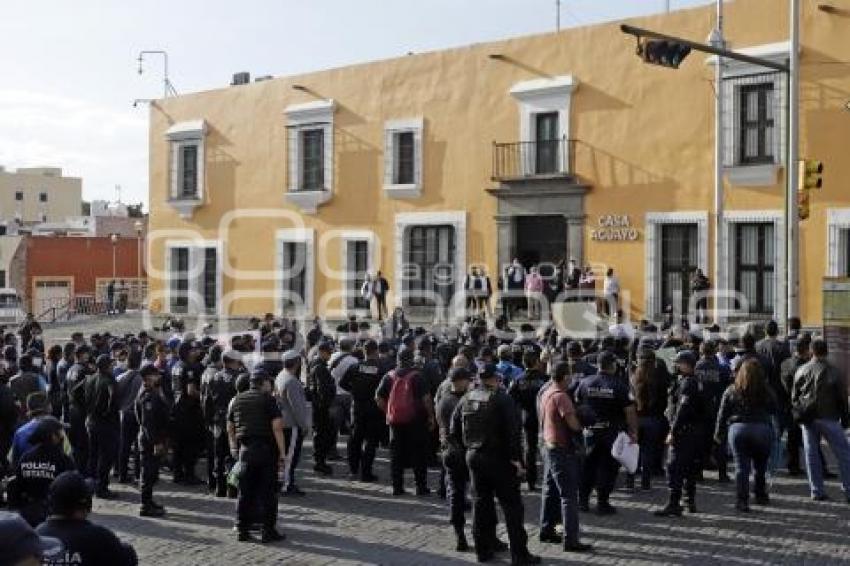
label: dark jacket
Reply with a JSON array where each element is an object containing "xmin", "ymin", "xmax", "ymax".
[
  {"xmin": 792, "ymin": 358, "xmax": 849, "ymax": 422},
  {"xmin": 714, "ymin": 385, "xmax": 778, "ymax": 444},
  {"xmin": 84, "ymin": 371, "xmax": 119, "ymax": 425},
  {"xmin": 450, "ymin": 384, "xmax": 522, "ymax": 462}
]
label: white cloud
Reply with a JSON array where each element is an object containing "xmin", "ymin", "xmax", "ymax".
[{"xmin": 0, "ymin": 90, "xmax": 148, "ymax": 207}]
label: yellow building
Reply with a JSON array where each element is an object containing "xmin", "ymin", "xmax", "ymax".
[
  {"xmin": 147, "ymin": 0, "xmax": 850, "ymax": 327},
  {"xmin": 0, "ymin": 167, "xmax": 82, "ymax": 228}
]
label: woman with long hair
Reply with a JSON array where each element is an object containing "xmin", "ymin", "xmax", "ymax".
[
  {"xmin": 630, "ymin": 348, "xmax": 668, "ymax": 491},
  {"xmin": 714, "ymin": 359, "xmax": 777, "ymax": 512}
]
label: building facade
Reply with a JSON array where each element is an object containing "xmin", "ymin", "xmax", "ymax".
[
  {"xmin": 0, "ymin": 167, "xmax": 82, "ymax": 228},
  {"xmin": 147, "ymin": 0, "xmax": 850, "ymax": 326}
]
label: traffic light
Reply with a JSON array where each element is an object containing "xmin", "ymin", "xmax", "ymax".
[
  {"xmin": 798, "ymin": 190, "xmax": 810, "ymax": 221},
  {"xmin": 803, "ymin": 159, "xmax": 823, "ymax": 190},
  {"xmin": 637, "ymin": 40, "xmax": 692, "ymax": 69}
]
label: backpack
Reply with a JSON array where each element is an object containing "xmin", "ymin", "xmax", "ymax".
[
  {"xmin": 386, "ymin": 370, "xmax": 419, "ymax": 426},
  {"xmin": 792, "ymin": 372, "xmax": 818, "ymax": 425}
]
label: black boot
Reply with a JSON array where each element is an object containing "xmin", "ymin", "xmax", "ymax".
[
  {"xmin": 453, "ymin": 524, "xmax": 469, "ymax": 552},
  {"xmin": 654, "ymin": 491, "xmax": 684, "ymax": 517}
]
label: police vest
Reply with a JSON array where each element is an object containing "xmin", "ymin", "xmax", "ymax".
[
  {"xmin": 461, "ymin": 387, "xmax": 497, "ymax": 451},
  {"xmin": 231, "ymin": 390, "xmax": 273, "ymax": 441}
]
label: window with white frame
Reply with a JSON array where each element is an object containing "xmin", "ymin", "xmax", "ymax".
[
  {"xmin": 285, "ymin": 100, "xmax": 335, "ymax": 195},
  {"xmin": 384, "ymin": 118, "xmax": 423, "ymax": 195},
  {"xmin": 345, "ymin": 239, "xmax": 370, "ymax": 312},
  {"xmin": 732, "ymin": 223, "xmax": 775, "ymax": 314},
  {"xmin": 165, "ymin": 120, "xmax": 207, "ymax": 203},
  {"xmin": 167, "ymin": 244, "xmax": 219, "ymax": 314}
]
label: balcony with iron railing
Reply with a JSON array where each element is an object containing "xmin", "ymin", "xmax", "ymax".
[{"xmin": 491, "ymin": 137, "xmax": 576, "ymax": 182}]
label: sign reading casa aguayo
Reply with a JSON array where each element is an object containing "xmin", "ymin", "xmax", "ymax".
[{"xmin": 590, "ymin": 214, "xmax": 640, "ymax": 241}]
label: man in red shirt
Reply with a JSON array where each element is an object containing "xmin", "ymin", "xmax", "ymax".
[{"xmin": 538, "ymin": 362, "xmax": 592, "ymax": 553}]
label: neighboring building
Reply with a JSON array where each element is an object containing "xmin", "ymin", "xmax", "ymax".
[
  {"xmin": 146, "ymin": 0, "xmax": 850, "ymax": 326},
  {"xmin": 25, "ymin": 236, "xmax": 146, "ymax": 317},
  {"xmin": 0, "ymin": 167, "xmax": 82, "ymax": 226},
  {"xmin": 0, "ymin": 236, "xmax": 26, "ymax": 293}
]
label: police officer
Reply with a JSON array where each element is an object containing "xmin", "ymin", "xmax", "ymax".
[
  {"xmin": 306, "ymin": 341, "xmax": 336, "ymax": 476},
  {"xmin": 170, "ymin": 342, "xmax": 205, "ymax": 485},
  {"xmin": 655, "ymin": 350, "xmax": 708, "ymax": 517},
  {"xmin": 202, "ymin": 349, "xmax": 240, "ymax": 497},
  {"xmin": 227, "ymin": 367, "xmax": 286, "ymax": 543},
  {"xmin": 436, "ymin": 367, "xmax": 472, "ymax": 552},
  {"xmin": 84, "ymin": 355, "xmax": 120, "ymax": 499},
  {"xmin": 450, "ymin": 364, "xmax": 540, "ymax": 566},
  {"xmin": 339, "ymin": 340, "xmax": 383, "ymax": 482},
  {"xmin": 135, "ymin": 365, "xmax": 168, "ymax": 517},
  {"xmin": 12, "ymin": 416, "xmax": 75, "ymax": 526},
  {"xmin": 694, "ymin": 341, "xmax": 731, "ymax": 483},
  {"xmin": 65, "ymin": 345, "xmax": 93, "ymax": 473},
  {"xmin": 508, "ymin": 351, "xmax": 546, "ymax": 492},
  {"xmin": 574, "ymin": 351, "xmax": 638, "ymax": 515}
]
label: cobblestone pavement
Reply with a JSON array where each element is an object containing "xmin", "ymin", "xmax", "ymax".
[{"xmin": 86, "ymin": 440, "xmax": 850, "ymax": 566}]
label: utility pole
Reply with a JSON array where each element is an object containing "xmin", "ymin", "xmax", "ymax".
[
  {"xmin": 787, "ymin": 0, "xmax": 801, "ymax": 324},
  {"xmin": 710, "ymin": 0, "xmax": 725, "ymax": 325},
  {"xmin": 556, "ymin": 0, "xmax": 561, "ymax": 32}
]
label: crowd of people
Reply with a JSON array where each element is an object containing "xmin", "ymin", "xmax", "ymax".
[{"xmin": 0, "ymin": 309, "xmax": 848, "ymax": 565}]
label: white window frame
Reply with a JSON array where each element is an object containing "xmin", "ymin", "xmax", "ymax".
[
  {"xmin": 708, "ymin": 42, "xmax": 790, "ymax": 186},
  {"xmin": 827, "ymin": 209, "xmax": 850, "ymax": 277},
  {"xmin": 722, "ymin": 210, "xmax": 784, "ymax": 320},
  {"xmin": 383, "ymin": 118, "xmax": 423, "ymax": 199},
  {"xmin": 165, "ymin": 120, "xmax": 207, "ymax": 218},
  {"xmin": 340, "ymin": 230, "xmax": 376, "ymax": 314},
  {"xmin": 645, "ymin": 211, "xmax": 709, "ymax": 319},
  {"xmin": 509, "ymin": 75, "xmax": 578, "ymax": 176},
  {"xmin": 394, "ymin": 211, "xmax": 466, "ymax": 318},
  {"xmin": 164, "ymin": 239, "xmax": 222, "ymax": 315},
  {"xmin": 275, "ymin": 228, "xmax": 315, "ymax": 316},
  {"xmin": 284, "ymin": 100, "xmax": 335, "ymax": 214}
]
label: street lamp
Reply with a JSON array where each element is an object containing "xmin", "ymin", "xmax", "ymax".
[
  {"xmin": 134, "ymin": 220, "xmax": 143, "ymax": 309},
  {"xmin": 110, "ymin": 233, "xmax": 119, "ymax": 280}
]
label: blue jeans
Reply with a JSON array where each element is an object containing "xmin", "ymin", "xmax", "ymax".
[
  {"xmin": 728, "ymin": 422, "xmax": 772, "ymax": 503},
  {"xmin": 638, "ymin": 416, "xmax": 664, "ymax": 488},
  {"xmin": 801, "ymin": 419, "xmax": 850, "ymax": 498},
  {"xmin": 540, "ymin": 446, "xmax": 581, "ymax": 546}
]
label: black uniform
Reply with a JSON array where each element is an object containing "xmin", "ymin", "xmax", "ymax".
[
  {"xmin": 436, "ymin": 388, "xmax": 468, "ymax": 537},
  {"xmin": 507, "ymin": 368, "xmax": 546, "ymax": 491},
  {"xmin": 65, "ymin": 362, "xmax": 91, "ymax": 473},
  {"xmin": 694, "ymin": 356, "xmax": 731, "ymax": 479},
  {"xmin": 170, "ymin": 361, "xmax": 205, "ymax": 483},
  {"xmin": 202, "ymin": 366, "xmax": 238, "ymax": 495},
  {"xmin": 135, "ymin": 386, "xmax": 169, "ymax": 509},
  {"xmin": 14, "ymin": 443, "xmax": 75, "ymax": 526},
  {"xmin": 665, "ymin": 372, "xmax": 709, "ymax": 510},
  {"xmin": 450, "ymin": 384, "xmax": 532, "ymax": 563},
  {"xmin": 306, "ymin": 357, "xmax": 336, "ymax": 468},
  {"xmin": 339, "ymin": 358, "xmax": 383, "ymax": 480},
  {"xmin": 84, "ymin": 369, "xmax": 119, "ymax": 495},
  {"xmin": 227, "ymin": 388, "xmax": 282, "ymax": 535},
  {"xmin": 37, "ymin": 517, "xmax": 138, "ymax": 566},
  {"xmin": 573, "ymin": 371, "xmax": 635, "ymax": 510}
]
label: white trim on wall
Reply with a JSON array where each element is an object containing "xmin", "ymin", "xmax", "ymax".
[
  {"xmin": 509, "ymin": 75, "xmax": 578, "ymax": 174},
  {"xmin": 383, "ymin": 117, "xmax": 424, "ymax": 199},
  {"xmin": 275, "ymin": 228, "xmax": 315, "ymax": 316},
  {"xmin": 721, "ymin": 210, "xmax": 784, "ymax": 321},
  {"xmin": 644, "ymin": 211, "xmax": 709, "ymax": 319},
  {"xmin": 394, "ymin": 211, "xmax": 466, "ymax": 317},
  {"xmin": 827, "ymin": 209, "xmax": 850, "ymax": 277},
  {"xmin": 284, "ymin": 100, "xmax": 335, "ymax": 213}
]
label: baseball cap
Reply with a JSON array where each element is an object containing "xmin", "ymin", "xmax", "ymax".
[
  {"xmin": 48, "ymin": 471, "xmax": 94, "ymax": 514},
  {"xmin": 282, "ymin": 350, "xmax": 301, "ymax": 363},
  {"xmin": 675, "ymin": 350, "xmax": 697, "ymax": 366},
  {"xmin": 0, "ymin": 511, "xmax": 62, "ymax": 563},
  {"xmin": 478, "ymin": 363, "xmax": 499, "ymax": 380},
  {"xmin": 448, "ymin": 367, "xmax": 472, "ymax": 382},
  {"xmin": 597, "ymin": 351, "xmax": 618, "ymax": 369}
]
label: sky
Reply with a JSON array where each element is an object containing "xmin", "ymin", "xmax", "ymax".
[{"xmin": 0, "ymin": 0, "xmax": 715, "ymax": 209}]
